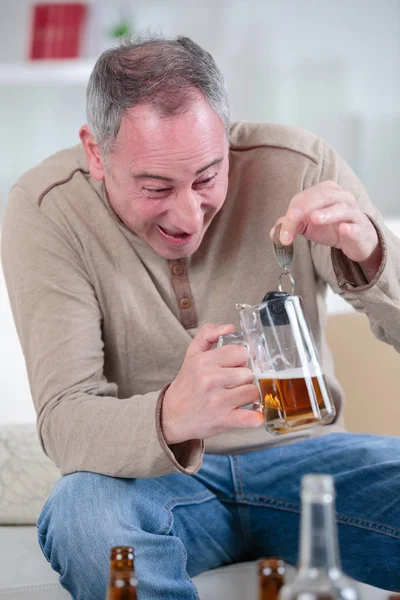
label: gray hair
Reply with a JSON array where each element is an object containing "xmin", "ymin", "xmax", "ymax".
[{"xmin": 86, "ymin": 34, "xmax": 230, "ymax": 156}]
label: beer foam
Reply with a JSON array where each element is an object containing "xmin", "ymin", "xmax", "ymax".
[{"xmin": 257, "ymin": 365, "xmax": 322, "ymax": 380}]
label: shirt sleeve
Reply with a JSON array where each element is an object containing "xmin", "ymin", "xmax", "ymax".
[
  {"xmin": 1, "ymin": 186, "xmax": 204, "ymax": 478},
  {"xmin": 310, "ymin": 141, "xmax": 400, "ymax": 353}
]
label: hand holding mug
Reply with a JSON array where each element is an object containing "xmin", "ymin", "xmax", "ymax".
[{"xmin": 161, "ymin": 323, "xmax": 263, "ymax": 445}]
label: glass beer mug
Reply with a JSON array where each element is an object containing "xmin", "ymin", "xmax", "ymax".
[{"xmin": 218, "ymin": 292, "xmax": 336, "ymax": 435}]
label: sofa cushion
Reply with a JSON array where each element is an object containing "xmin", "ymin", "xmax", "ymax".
[
  {"xmin": 0, "ymin": 424, "xmax": 60, "ymax": 525},
  {"xmin": 0, "ymin": 525, "xmax": 68, "ymax": 599}
]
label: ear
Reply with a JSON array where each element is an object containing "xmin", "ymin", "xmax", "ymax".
[{"xmin": 79, "ymin": 125, "xmax": 106, "ymax": 180}]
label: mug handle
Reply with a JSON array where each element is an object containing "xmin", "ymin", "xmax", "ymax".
[
  {"xmin": 217, "ymin": 332, "xmax": 246, "ymax": 347},
  {"xmin": 217, "ymin": 332, "xmax": 261, "ymax": 412}
]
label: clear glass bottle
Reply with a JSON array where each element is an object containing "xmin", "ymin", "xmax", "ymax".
[
  {"xmin": 279, "ymin": 474, "xmax": 360, "ymax": 600},
  {"xmin": 105, "ymin": 546, "xmax": 137, "ymax": 600},
  {"xmin": 259, "ymin": 557, "xmax": 286, "ymax": 600}
]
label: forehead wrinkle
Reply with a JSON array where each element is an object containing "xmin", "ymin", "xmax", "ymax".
[{"xmin": 128, "ymin": 148, "xmax": 224, "ymax": 180}]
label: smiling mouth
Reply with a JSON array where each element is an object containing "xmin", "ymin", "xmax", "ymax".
[{"xmin": 157, "ymin": 225, "xmax": 191, "ymax": 239}]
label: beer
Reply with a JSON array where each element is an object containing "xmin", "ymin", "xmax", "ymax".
[
  {"xmin": 258, "ymin": 367, "xmax": 335, "ymax": 434},
  {"xmin": 105, "ymin": 546, "xmax": 137, "ymax": 600},
  {"xmin": 258, "ymin": 557, "xmax": 285, "ymax": 600}
]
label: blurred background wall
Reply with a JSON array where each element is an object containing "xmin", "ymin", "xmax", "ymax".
[
  {"xmin": 0, "ymin": 0, "xmax": 400, "ymax": 218},
  {"xmin": 1, "ymin": 0, "xmax": 400, "ymax": 424}
]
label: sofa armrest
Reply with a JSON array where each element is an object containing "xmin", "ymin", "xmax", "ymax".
[{"xmin": 0, "ymin": 423, "xmax": 60, "ymax": 525}]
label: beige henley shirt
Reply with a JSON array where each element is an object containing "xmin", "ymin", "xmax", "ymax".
[{"xmin": 2, "ymin": 122, "xmax": 400, "ymax": 478}]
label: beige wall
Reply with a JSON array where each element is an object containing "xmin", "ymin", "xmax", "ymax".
[{"xmin": 326, "ymin": 313, "xmax": 400, "ymax": 437}]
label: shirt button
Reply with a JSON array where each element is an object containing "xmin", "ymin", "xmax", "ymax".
[
  {"xmin": 179, "ymin": 297, "xmax": 192, "ymax": 309},
  {"xmin": 172, "ymin": 264, "xmax": 184, "ymax": 276}
]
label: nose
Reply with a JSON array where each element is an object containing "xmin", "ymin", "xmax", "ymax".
[{"xmin": 169, "ymin": 191, "xmax": 203, "ymax": 234}]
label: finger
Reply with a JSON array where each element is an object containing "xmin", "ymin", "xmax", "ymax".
[
  {"xmin": 269, "ymin": 217, "xmax": 284, "ymax": 240},
  {"xmin": 213, "ymin": 345, "xmax": 250, "ymax": 368},
  {"xmin": 215, "ymin": 366, "xmax": 254, "ymax": 388},
  {"xmin": 287, "ymin": 189, "xmax": 356, "ymax": 226},
  {"xmin": 339, "ymin": 221, "xmax": 361, "ymax": 240},
  {"xmin": 226, "ymin": 383, "xmax": 260, "ymax": 409},
  {"xmin": 187, "ymin": 323, "xmax": 235, "ymax": 357},
  {"xmin": 339, "ymin": 221, "xmax": 371, "ymax": 246},
  {"xmin": 227, "ymin": 405, "xmax": 264, "ymax": 429},
  {"xmin": 337, "ymin": 220, "xmax": 380, "ymax": 264},
  {"xmin": 337, "ymin": 222, "xmax": 366, "ymax": 259},
  {"xmin": 331, "ymin": 189, "xmax": 358, "ymax": 209},
  {"xmin": 309, "ymin": 204, "xmax": 359, "ymax": 227},
  {"xmin": 279, "ymin": 185, "xmax": 357, "ymax": 244},
  {"xmin": 287, "ymin": 180, "xmax": 344, "ymax": 215}
]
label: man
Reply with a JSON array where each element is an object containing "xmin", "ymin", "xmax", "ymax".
[{"xmin": 2, "ymin": 35, "xmax": 400, "ymax": 599}]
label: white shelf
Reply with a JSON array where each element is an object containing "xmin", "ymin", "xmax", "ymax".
[{"xmin": 0, "ymin": 59, "xmax": 95, "ymax": 85}]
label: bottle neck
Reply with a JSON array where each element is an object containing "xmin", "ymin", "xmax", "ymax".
[
  {"xmin": 107, "ymin": 570, "xmax": 137, "ymax": 599},
  {"xmin": 299, "ymin": 497, "xmax": 341, "ymax": 572},
  {"xmin": 108, "ymin": 562, "xmax": 137, "ymax": 591},
  {"xmin": 110, "ymin": 559, "xmax": 134, "ymax": 571},
  {"xmin": 258, "ymin": 559, "xmax": 285, "ymax": 600},
  {"xmin": 259, "ymin": 573, "xmax": 285, "ymax": 600}
]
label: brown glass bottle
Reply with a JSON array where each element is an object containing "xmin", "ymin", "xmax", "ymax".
[
  {"xmin": 105, "ymin": 546, "xmax": 137, "ymax": 600},
  {"xmin": 259, "ymin": 558, "xmax": 286, "ymax": 600}
]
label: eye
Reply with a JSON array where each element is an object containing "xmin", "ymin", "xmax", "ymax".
[
  {"xmin": 143, "ymin": 187, "xmax": 171, "ymax": 199},
  {"xmin": 193, "ymin": 174, "xmax": 217, "ymax": 189}
]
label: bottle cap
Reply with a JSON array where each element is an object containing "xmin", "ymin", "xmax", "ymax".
[
  {"xmin": 110, "ymin": 546, "xmax": 135, "ymax": 569},
  {"xmin": 259, "ymin": 557, "xmax": 286, "ymax": 576},
  {"xmin": 110, "ymin": 546, "xmax": 134, "ymax": 559}
]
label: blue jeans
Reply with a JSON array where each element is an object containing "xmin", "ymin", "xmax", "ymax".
[{"xmin": 37, "ymin": 433, "xmax": 400, "ymax": 599}]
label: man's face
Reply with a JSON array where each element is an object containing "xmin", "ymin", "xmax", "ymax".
[{"xmin": 103, "ymin": 96, "xmax": 229, "ymax": 259}]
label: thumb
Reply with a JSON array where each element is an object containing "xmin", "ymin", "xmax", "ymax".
[{"xmin": 187, "ymin": 323, "xmax": 235, "ymax": 357}]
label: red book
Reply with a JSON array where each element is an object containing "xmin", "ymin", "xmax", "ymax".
[
  {"xmin": 30, "ymin": 4, "xmax": 47, "ymax": 60},
  {"xmin": 29, "ymin": 3, "xmax": 88, "ymax": 60}
]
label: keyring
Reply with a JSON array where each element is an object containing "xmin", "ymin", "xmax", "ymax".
[{"xmin": 278, "ymin": 270, "xmax": 295, "ymax": 295}]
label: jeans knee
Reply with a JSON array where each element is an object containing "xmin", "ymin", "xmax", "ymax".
[
  {"xmin": 37, "ymin": 471, "xmax": 170, "ymax": 566},
  {"xmin": 37, "ymin": 472, "xmax": 192, "ymax": 599},
  {"xmin": 37, "ymin": 472, "xmax": 156, "ymax": 598},
  {"xmin": 38, "ymin": 473, "xmax": 105, "ymax": 567}
]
